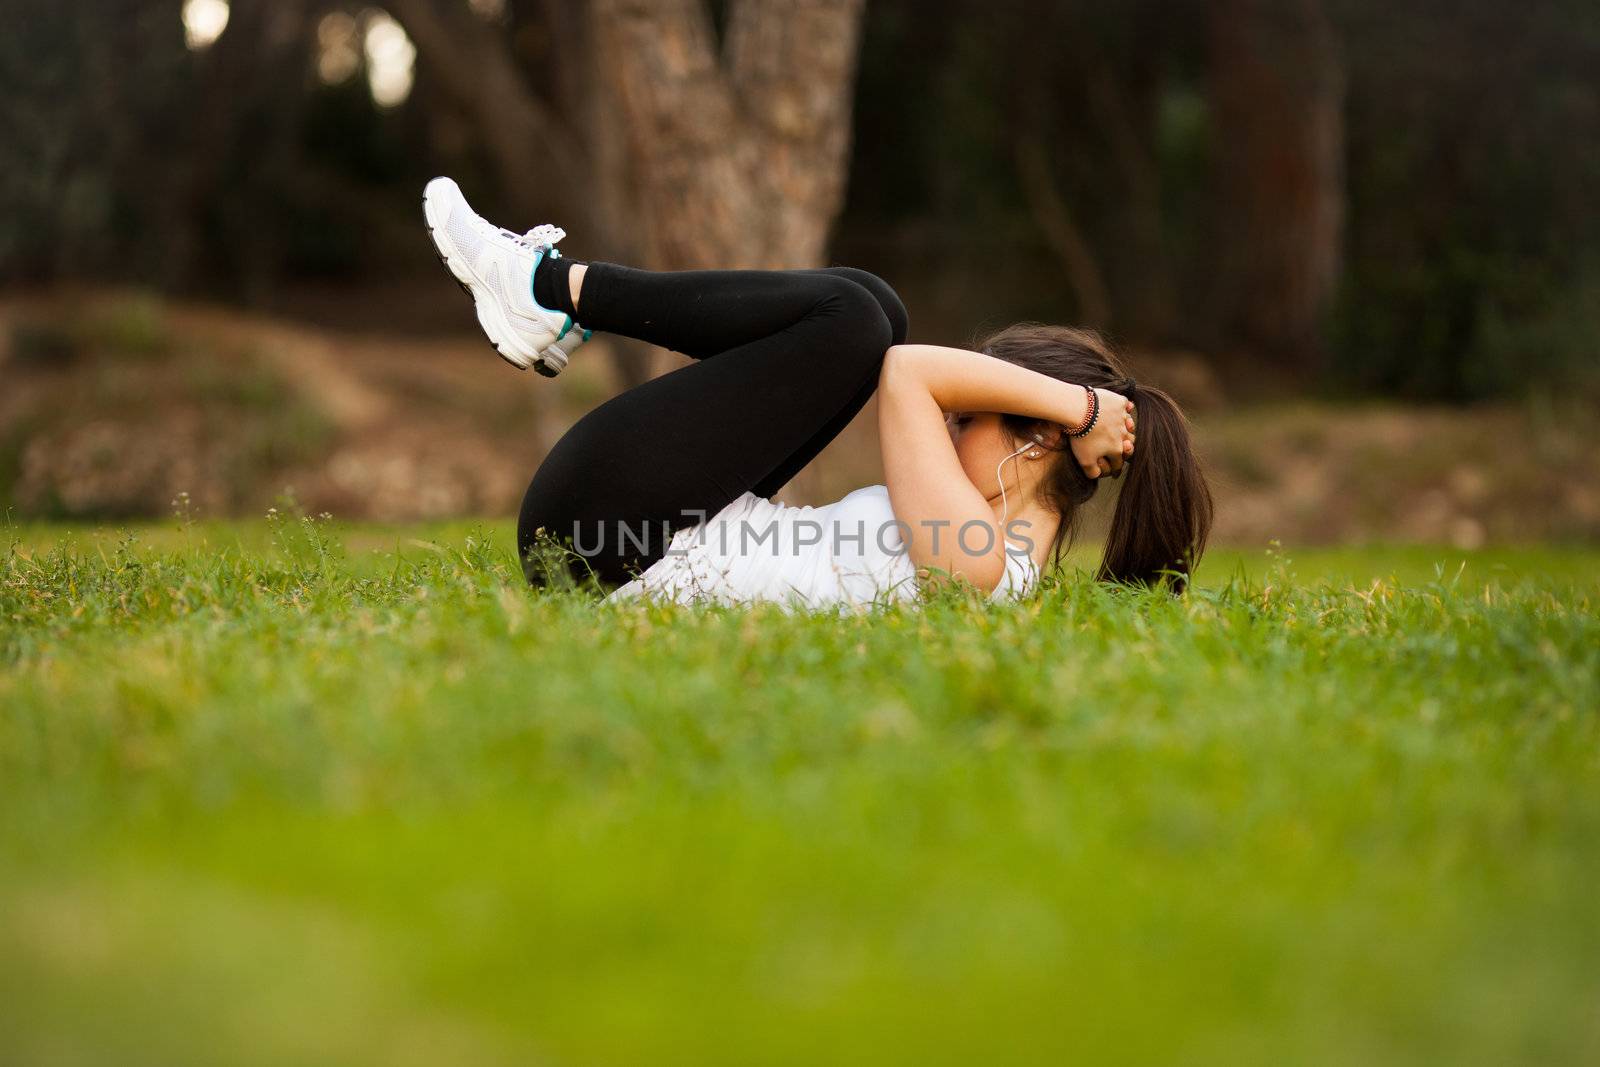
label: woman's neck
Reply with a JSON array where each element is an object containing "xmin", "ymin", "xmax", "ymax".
[{"xmin": 987, "ymin": 492, "xmax": 1061, "ymax": 568}]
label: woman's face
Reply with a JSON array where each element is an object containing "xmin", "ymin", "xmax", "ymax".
[{"xmin": 945, "ymin": 410, "xmax": 1021, "ymax": 496}]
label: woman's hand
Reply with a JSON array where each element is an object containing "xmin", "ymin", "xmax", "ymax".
[{"xmin": 1067, "ymin": 388, "xmax": 1136, "ymax": 479}]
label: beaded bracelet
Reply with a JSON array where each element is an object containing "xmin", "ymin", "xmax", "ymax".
[{"xmin": 1067, "ymin": 384, "xmax": 1099, "ymax": 438}]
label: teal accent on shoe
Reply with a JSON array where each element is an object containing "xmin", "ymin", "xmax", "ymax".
[
  {"xmin": 556, "ymin": 314, "xmax": 573, "ymax": 342},
  {"xmin": 581, "ymin": 328, "xmax": 592, "ymax": 342}
]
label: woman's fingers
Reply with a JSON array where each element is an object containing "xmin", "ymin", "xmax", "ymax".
[
  {"xmin": 1124, "ymin": 401, "xmax": 1137, "ymax": 470},
  {"xmin": 1074, "ymin": 389, "xmax": 1139, "ymax": 478}
]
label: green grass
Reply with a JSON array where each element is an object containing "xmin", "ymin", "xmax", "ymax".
[{"xmin": 3, "ymin": 519, "xmax": 1597, "ymax": 1066}]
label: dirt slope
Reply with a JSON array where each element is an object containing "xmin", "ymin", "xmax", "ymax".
[{"xmin": 3, "ymin": 290, "xmax": 1596, "ymax": 546}]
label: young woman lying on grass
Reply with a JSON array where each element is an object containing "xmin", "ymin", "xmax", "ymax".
[{"xmin": 423, "ymin": 178, "xmax": 1213, "ymax": 607}]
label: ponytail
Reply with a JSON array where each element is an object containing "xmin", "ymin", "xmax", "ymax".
[{"xmin": 1097, "ymin": 381, "xmax": 1213, "ymax": 594}]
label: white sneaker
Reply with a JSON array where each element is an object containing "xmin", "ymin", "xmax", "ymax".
[{"xmin": 422, "ymin": 176, "xmax": 586, "ymax": 377}]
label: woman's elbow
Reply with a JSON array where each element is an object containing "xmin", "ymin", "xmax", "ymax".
[
  {"xmin": 880, "ymin": 344, "xmax": 918, "ymax": 388},
  {"xmin": 914, "ymin": 556, "xmax": 1007, "ymax": 598}
]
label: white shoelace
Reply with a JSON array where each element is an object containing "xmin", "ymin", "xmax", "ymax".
[{"xmin": 496, "ymin": 222, "xmax": 566, "ymax": 252}]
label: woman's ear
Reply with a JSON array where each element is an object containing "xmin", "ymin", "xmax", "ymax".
[{"xmin": 1031, "ymin": 424, "xmax": 1069, "ymax": 452}]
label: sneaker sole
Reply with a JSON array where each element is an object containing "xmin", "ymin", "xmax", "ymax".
[{"xmin": 421, "ymin": 185, "xmax": 563, "ymax": 378}]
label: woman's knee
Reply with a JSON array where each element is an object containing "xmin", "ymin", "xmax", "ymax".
[
  {"xmin": 824, "ymin": 267, "xmax": 909, "ymax": 346},
  {"xmin": 815, "ymin": 275, "xmax": 895, "ymax": 365}
]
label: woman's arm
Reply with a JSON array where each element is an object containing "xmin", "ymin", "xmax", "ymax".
[{"xmin": 877, "ymin": 343, "xmax": 1130, "ymax": 592}]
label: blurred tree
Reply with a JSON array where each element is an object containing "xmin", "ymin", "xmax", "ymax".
[
  {"xmin": 163, "ymin": 0, "xmax": 315, "ymax": 300},
  {"xmin": 382, "ymin": 0, "xmax": 594, "ymax": 232},
  {"xmin": 2, "ymin": 0, "xmax": 194, "ymax": 282},
  {"xmin": 1003, "ymin": 0, "xmax": 1197, "ymax": 338},
  {"xmin": 591, "ymin": 0, "xmax": 864, "ymax": 271},
  {"xmin": 1208, "ymin": 0, "xmax": 1344, "ymax": 376},
  {"xmin": 1330, "ymin": 0, "xmax": 1600, "ymax": 401}
]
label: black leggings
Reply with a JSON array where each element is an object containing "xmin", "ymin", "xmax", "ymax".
[{"xmin": 518, "ymin": 263, "xmax": 909, "ymax": 587}]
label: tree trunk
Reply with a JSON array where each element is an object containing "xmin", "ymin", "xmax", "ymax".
[
  {"xmin": 161, "ymin": 0, "xmax": 312, "ymax": 297},
  {"xmin": 1209, "ymin": 0, "xmax": 1344, "ymax": 373},
  {"xmin": 1013, "ymin": 136, "xmax": 1112, "ymax": 330},
  {"xmin": 385, "ymin": 0, "xmax": 591, "ymax": 230},
  {"xmin": 590, "ymin": 0, "xmax": 865, "ymax": 273}
]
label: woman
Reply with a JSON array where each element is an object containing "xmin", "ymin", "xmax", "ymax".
[{"xmin": 423, "ymin": 177, "xmax": 1213, "ymax": 607}]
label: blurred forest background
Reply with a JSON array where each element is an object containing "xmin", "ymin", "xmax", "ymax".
[{"xmin": 3, "ymin": 0, "xmax": 1598, "ymax": 546}]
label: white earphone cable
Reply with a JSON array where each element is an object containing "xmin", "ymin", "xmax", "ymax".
[{"xmin": 995, "ymin": 439, "xmax": 1033, "ymax": 536}]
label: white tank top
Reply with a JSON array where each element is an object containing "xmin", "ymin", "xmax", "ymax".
[{"xmin": 605, "ymin": 484, "xmax": 1041, "ymax": 610}]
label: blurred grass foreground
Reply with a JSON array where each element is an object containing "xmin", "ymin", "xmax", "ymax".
[{"xmin": 2, "ymin": 520, "xmax": 1597, "ymax": 1065}]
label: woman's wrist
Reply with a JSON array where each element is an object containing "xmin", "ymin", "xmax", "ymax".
[
  {"xmin": 1049, "ymin": 379, "xmax": 1090, "ymax": 435},
  {"xmin": 1065, "ymin": 384, "xmax": 1099, "ymax": 437},
  {"xmin": 1062, "ymin": 385, "xmax": 1100, "ymax": 435}
]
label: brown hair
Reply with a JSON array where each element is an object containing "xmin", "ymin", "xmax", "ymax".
[{"xmin": 978, "ymin": 323, "xmax": 1214, "ymax": 594}]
